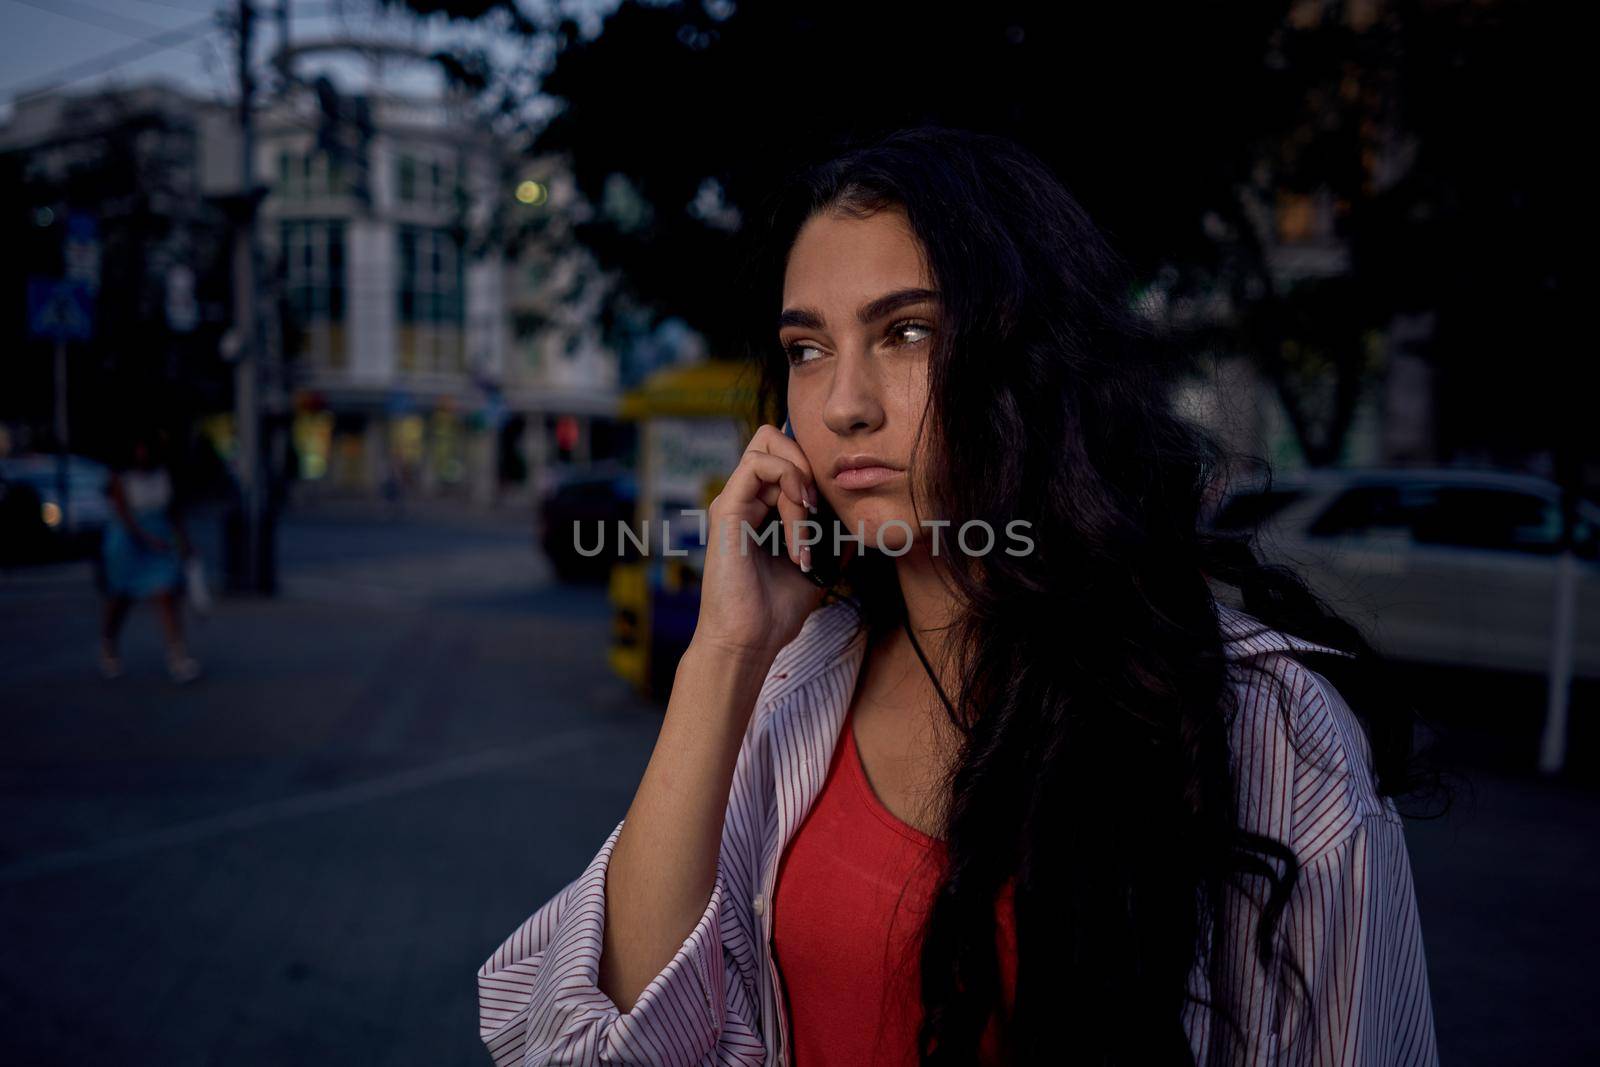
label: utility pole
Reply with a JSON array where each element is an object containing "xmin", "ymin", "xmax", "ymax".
[
  {"xmin": 232, "ymin": 0, "xmax": 267, "ymax": 592},
  {"xmin": 275, "ymin": 1, "xmax": 290, "ymax": 88},
  {"xmin": 53, "ymin": 337, "xmax": 69, "ymax": 532},
  {"xmin": 1539, "ymin": 439, "xmax": 1583, "ymax": 775}
]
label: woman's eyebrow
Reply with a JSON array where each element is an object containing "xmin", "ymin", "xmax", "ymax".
[{"xmin": 777, "ymin": 287, "xmax": 940, "ymax": 332}]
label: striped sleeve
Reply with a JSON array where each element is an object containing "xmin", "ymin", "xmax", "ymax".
[
  {"xmin": 1273, "ymin": 801, "xmax": 1438, "ymax": 1066},
  {"xmin": 1198, "ymin": 655, "xmax": 1438, "ymax": 1066},
  {"xmin": 475, "ymin": 819, "xmax": 766, "ymax": 1066}
]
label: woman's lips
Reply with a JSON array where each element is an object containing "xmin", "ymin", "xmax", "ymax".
[{"xmin": 834, "ymin": 466, "xmax": 904, "ymax": 490}]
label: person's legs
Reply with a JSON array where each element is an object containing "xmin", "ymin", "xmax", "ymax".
[
  {"xmin": 154, "ymin": 589, "xmax": 201, "ymax": 682},
  {"xmin": 101, "ymin": 595, "xmax": 132, "ymax": 652},
  {"xmin": 153, "ymin": 590, "xmax": 187, "ymax": 658},
  {"xmin": 99, "ymin": 595, "xmax": 132, "ymax": 678}
]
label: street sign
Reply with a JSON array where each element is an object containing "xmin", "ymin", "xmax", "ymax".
[
  {"xmin": 27, "ymin": 278, "xmax": 95, "ymax": 342},
  {"xmin": 166, "ymin": 264, "xmax": 198, "ymax": 333},
  {"xmin": 63, "ymin": 212, "xmax": 100, "ymax": 290}
]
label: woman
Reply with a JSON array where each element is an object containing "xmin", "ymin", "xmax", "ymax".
[
  {"xmin": 99, "ymin": 428, "xmax": 201, "ymax": 683},
  {"xmin": 478, "ymin": 127, "xmax": 1438, "ymax": 1066}
]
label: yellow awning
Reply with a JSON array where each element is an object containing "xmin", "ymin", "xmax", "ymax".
[{"xmin": 618, "ymin": 359, "xmax": 762, "ymax": 420}]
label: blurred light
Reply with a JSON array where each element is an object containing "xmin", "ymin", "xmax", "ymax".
[
  {"xmin": 394, "ymin": 414, "xmax": 425, "ymax": 464},
  {"xmin": 515, "ymin": 180, "xmax": 548, "ymax": 206},
  {"xmin": 293, "ymin": 410, "xmax": 332, "ymax": 481},
  {"xmin": 555, "ymin": 415, "xmax": 579, "ymax": 451},
  {"xmin": 33, "ymin": 207, "xmax": 54, "ymax": 227},
  {"xmin": 41, "ymin": 501, "xmax": 61, "ymax": 527},
  {"xmin": 200, "ymin": 412, "xmax": 237, "ymax": 461}
]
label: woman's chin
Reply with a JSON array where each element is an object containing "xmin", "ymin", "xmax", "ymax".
[{"xmin": 831, "ymin": 512, "xmax": 926, "ymax": 556}]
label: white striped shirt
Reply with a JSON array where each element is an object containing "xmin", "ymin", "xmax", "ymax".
[{"xmin": 478, "ymin": 599, "xmax": 1438, "ymax": 1066}]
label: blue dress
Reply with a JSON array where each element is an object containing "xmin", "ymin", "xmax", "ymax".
[{"xmin": 102, "ymin": 470, "xmax": 183, "ymax": 599}]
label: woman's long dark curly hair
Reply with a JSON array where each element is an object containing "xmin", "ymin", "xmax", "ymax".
[{"xmin": 735, "ymin": 125, "xmax": 1436, "ymax": 1065}]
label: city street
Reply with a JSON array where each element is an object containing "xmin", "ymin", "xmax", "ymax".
[
  {"xmin": 0, "ymin": 501, "xmax": 663, "ymax": 1066},
  {"xmin": 1, "ymin": 504, "xmax": 1596, "ymax": 1065}
]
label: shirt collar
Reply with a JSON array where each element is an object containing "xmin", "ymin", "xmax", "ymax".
[
  {"xmin": 756, "ymin": 598, "xmax": 870, "ymax": 712},
  {"xmin": 755, "ymin": 596, "xmax": 1355, "ymax": 881},
  {"xmin": 759, "ymin": 597, "xmax": 1355, "ymax": 709},
  {"xmin": 1215, "ymin": 601, "xmax": 1356, "ymax": 660}
]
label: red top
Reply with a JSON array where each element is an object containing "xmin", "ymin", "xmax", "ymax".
[{"xmin": 772, "ymin": 707, "xmax": 1017, "ymax": 1067}]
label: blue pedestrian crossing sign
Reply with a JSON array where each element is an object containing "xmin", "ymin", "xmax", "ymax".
[{"xmin": 27, "ymin": 278, "xmax": 95, "ymax": 342}]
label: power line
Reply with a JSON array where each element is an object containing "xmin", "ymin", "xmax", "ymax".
[
  {"xmin": 122, "ymin": 0, "xmax": 224, "ymax": 11},
  {"xmin": 3, "ymin": 1, "xmax": 485, "ymax": 109},
  {"xmin": 1, "ymin": 15, "xmax": 218, "ymax": 104},
  {"xmin": 4, "ymin": 0, "xmax": 174, "ymax": 40}
]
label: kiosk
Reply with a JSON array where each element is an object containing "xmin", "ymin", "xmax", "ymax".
[{"xmin": 608, "ymin": 360, "xmax": 762, "ymax": 699}]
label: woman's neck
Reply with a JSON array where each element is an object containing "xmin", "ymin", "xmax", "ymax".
[
  {"xmin": 884, "ymin": 544, "xmax": 962, "ymax": 715},
  {"xmin": 847, "ymin": 546, "xmax": 967, "ymax": 836}
]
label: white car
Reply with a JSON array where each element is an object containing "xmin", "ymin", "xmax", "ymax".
[{"xmin": 1210, "ymin": 467, "xmax": 1600, "ymax": 678}]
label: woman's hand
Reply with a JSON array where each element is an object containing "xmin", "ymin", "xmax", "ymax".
[{"xmin": 691, "ymin": 423, "xmax": 845, "ymax": 667}]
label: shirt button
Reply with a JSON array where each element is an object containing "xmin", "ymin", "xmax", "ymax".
[{"xmin": 752, "ymin": 894, "xmax": 766, "ymax": 916}]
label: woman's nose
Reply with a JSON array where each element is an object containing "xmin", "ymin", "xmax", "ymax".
[{"xmin": 822, "ymin": 347, "xmax": 885, "ymax": 435}]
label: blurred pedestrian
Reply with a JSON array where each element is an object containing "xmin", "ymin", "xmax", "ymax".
[
  {"xmin": 98, "ymin": 427, "xmax": 201, "ymax": 683},
  {"xmin": 379, "ymin": 445, "xmax": 405, "ymax": 520}
]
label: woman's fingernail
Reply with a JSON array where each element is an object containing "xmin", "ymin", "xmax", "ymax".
[{"xmin": 800, "ymin": 546, "xmax": 812, "ymax": 572}]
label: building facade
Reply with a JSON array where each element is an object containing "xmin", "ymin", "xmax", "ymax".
[{"xmin": 251, "ymin": 85, "xmax": 509, "ymax": 503}]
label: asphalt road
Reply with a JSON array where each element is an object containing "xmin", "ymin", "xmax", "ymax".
[{"xmin": 0, "ymin": 501, "xmax": 1595, "ymax": 1065}]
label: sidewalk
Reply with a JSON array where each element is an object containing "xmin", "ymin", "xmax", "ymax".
[{"xmin": 280, "ymin": 489, "xmax": 540, "ymax": 531}]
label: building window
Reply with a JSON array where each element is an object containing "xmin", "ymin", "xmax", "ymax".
[
  {"xmin": 280, "ymin": 219, "xmax": 348, "ymax": 366},
  {"xmin": 276, "ymin": 149, "xmax": 349, "ymax": 201},
  {"xmin": 397, "ymin": 153, "xmax": 417, "ymax": 203},
  {"xmin": 277, "ymin": 150, "xmax": 294, "ymax": 199},
  {"xmin": 395, "ymin": 148, "xmax": 457, "ymax": 207},
  {"xmin": 396, "ymin": 225, "xmax": 464, "ymax": 374}
]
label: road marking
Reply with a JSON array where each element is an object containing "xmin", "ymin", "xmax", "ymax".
[{"xmin": 0, "ymin": 725, "xmax": 643, "ymax": 885}]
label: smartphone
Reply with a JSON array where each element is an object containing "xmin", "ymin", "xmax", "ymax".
[{"xmin": 771, "ymin": 417, "xmax": 843, "ymax": 588}]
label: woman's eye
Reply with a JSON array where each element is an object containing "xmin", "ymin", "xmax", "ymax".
[
  {"xmin": 889, "ymin": 320, "xmax": 933, "ymax": 346},
  {"xmin": 783, "ymin": 323, "xmax": 929, "ymax": 365},
  {"xmin": 784, "ymin": 341, "xmax": 823, "ymax": 366}
]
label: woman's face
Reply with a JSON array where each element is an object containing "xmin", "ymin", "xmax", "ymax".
[{"xmin": 780, "ymin": 205, "xmax": 939, "ymax": 554}]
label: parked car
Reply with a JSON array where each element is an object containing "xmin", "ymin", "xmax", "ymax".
[
  {"xmin": 1207, "ymin": 466, "xmax": 1600, "ymax": 677},
  {"xmin": 537, "ymin": 463, "xmax": 639, "ymax": 583},
  {"xmin": 0, "ymin": 454, "xmax": 112, "ymax": 562}
]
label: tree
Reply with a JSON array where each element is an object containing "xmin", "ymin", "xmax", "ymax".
[
  {"xmin": 389, "ymin": 0, "xmax": 1586, "ymax": 479},
  {"xmin": 389, "ymin": 1, "xmax": 1280, "ymax": 350}
]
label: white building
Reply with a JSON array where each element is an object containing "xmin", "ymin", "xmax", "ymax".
[
  {"xmin": 6, "ymin": 73, "xmax": 707, "ymax": 510},
  {"xmin": 245, "ymin": 84, "xmax": 506, "ymax": 501},
  {"xmin": 243, "ymin": 82, "xmax": 627, "ymax": 505}
]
